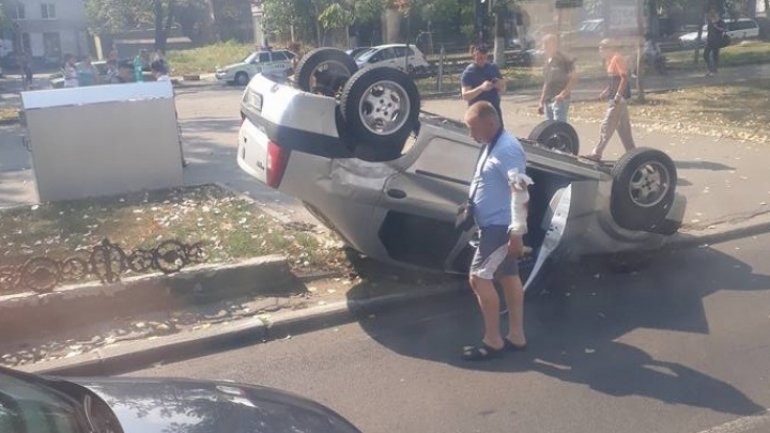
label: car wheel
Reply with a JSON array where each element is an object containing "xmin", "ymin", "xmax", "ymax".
[
  {"xmin": 235, "ymin": 72, "xmax": 249, "ymax": 86},
  {"xmin": 610, "ymin": 147, "xmax": 677, "ymax": 231},
  {"xmin": 528, "ymin": 120, "xmax": 580, "ymax": 155},
  {"xmin": 296, "ymin": 48, "xmax": 358, "ymax": 97},
  {"xmin": 340, "ymin": 66, "xmax": 421, "ymax": 161}
]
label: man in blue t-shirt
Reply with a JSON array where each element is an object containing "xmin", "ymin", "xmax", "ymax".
[
  {"xmin": 461, "ymin": 45, "xmax": 506, "ymax": 125},
  {"xmin": 461, "ymin": 101, "xmax": 529, "ymax": 362}
]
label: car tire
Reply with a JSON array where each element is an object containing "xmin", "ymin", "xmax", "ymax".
[
  {"xmin": 528, "ymin": 120, "xmax": 580, "ymax": 155},
  {"xmin": 610, "ymin": 147, "xmax": 677, "ymax": 231},
  {"xmin": 235, "ymin": 72, "xmax": 249, "ymax": 86},
  {"xmin": 296, "ymin": 48, "xmax": 358, "ymax": 97},
  {"xmin": 340, "ymin": 66, "xmax": 421, "ymax": 161}
]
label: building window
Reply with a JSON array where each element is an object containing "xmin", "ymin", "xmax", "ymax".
[
  {"xmin": 12, "ymin": 4, "xmax": 26, "ymax": 20},
  {"xmin": 22, "ymin": 33, "xmax": 31, "ymax": 54},
  {"xmin": 41, "ymin": 4, "xmax": 57, "ymax": 19},
  {"xmin": 43, "ymin": 32, "xmax": 61, "ymax": 59}
]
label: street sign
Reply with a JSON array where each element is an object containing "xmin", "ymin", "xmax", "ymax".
[{"xmin": 555, "ymin": 0, "xmax": 583, "ymax": 8}]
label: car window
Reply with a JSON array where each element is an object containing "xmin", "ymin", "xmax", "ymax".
[
  {"xmin": 356, "ymin": 48, "xmax": 377, "ymax": 61},
  {"xmin": 258, "ymin": 52, "xmax": 270, "ymax": 63},
  {"xmin": 271, "ymin": 51, "xmax": 288, "ymax": 61},
  {"xmin": 393, "ymin": 46, "xmax": 406, "ymax": 57},
  {"xmin": 0, "ymin": 373, "xmax": 80, "ymax": 433}
]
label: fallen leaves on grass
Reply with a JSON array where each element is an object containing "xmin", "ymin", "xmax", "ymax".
[
  {"xmin": 569, "ymin": 79, "xmax": 770, "ymax": 144},
  {"xmin": 0, "ymin": 185, "xmax": 348, "ymax": 291}
]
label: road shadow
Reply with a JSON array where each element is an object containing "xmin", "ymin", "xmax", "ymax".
[
  {"xmin": 675, "ymin": 160, "xmax": 735, "ymax": 171},
  {"xmin": 349, "ymin": 245, "xmax": 769, "ymax": 416}
]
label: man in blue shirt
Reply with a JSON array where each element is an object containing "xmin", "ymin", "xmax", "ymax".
[
  {"xmin": 461, "ymin": 45, "xmax": 506, "ymax": 125},
  {"xmin": 462, "ymin": 101, "xmax": 529, "ymax": 361}
]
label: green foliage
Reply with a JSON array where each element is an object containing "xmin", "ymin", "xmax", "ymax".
[
  {"xmin": 420, "ymin": 0, "xmax": 460, "ymax": 25},
  {"xmin": 354, "ymin": 0, "xmax": 384, "ymax": 24},
  {"xmin": 318, "ymin": 2, "xmax": 353, "ymax": 30}
]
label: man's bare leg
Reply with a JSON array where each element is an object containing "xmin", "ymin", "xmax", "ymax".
[
  {"xmin": 500, "ymin": 275, "xmax": 526, "ymax": 347},
  {"xmin": 469, "ymin": 275, "xmax": 504, "ymax": 349}
]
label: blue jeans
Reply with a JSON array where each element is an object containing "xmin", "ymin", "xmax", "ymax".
[{"xmin": 545, "ymin": 98, "xmax": 571, "ymax": 122}]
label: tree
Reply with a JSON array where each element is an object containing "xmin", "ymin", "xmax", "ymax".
[
  {"xmin": 84, "ymin": 0, "xmax": 187, "ymax": 52},
  {"xmin": 318, "ymin": 2, "xmax": 354, "ymax": 45},
  {"xmin": 154, "ymin": 0, "xmax": 176, "ymax": 53}
]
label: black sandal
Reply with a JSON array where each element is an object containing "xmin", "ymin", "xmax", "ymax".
[
  {"xmin": 504, "ymin": 338, "xmax": 527, "ymax": 352},
  {"xmin": 462, "ymin": 343, "xmax": 504, "ymax": 361}
]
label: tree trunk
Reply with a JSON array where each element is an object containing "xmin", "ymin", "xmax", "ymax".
[
  {"xmin": 765, "ymin": 0, "xmax": 770, "ymax": 17},
  {"xmin": 693, "ymin": 6, "xmax": 706, "ymax": 65},
  {"xmin": 200, "ymin": 0, "xmax": 217, "ymax": 44},
  {"xmin": 493, "ymin": 7, "xmax": 505, "ymax": 68},
  {"xmin": 163, "ymin": 0, "xmax": 176, "ymax": 54},
  {"xmin": 154, "ymin": 0, "xmax": 166, "ymax": 53},
  {"xmin": 635, "ymin": 0, "xmax": 645, "ymax": 102}
]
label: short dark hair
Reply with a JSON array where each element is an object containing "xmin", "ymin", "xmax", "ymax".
[
  {"xmin": 473, "ymin": 44, "xmax": 490, "ymax": 54},
  {"xmin": 151, "ymin": 59, "xmax": 168, "ymax": 74}
]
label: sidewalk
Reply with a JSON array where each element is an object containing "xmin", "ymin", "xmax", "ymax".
[
  {"xmin": 425, "ymin": 62, "xmax": 770, "ymax": 102},
  {"xmin": 424, "ymin": 86, "xmax": 770, "ymax": 232}
]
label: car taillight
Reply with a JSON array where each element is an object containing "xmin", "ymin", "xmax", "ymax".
[{"xmin": 266, "ymin": 141, "xmax": 289, "ymax": 188}]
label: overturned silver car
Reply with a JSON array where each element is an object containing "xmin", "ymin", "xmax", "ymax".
[{"xmin": 236, "ymin": 48, "xmax": 685, "ymax": 287}]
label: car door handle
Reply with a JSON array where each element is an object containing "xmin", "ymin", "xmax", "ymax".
[{"xmin": 387, "ymin": 189, "xmax": 407, "ymax": 199}]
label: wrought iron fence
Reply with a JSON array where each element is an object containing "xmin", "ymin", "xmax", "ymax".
[{"xmin": 0, "ymin": 239, "xmax": 206, "ymax": 294}]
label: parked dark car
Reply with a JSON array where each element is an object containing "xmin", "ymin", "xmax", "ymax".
[{"xmin": 0, "ymin": 366, "xmax": 362, "ymax": 433}]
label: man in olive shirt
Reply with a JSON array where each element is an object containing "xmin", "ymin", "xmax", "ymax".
[{"xmin": 538, "ymin": 34, "xmax": 577, "ymax": 122}]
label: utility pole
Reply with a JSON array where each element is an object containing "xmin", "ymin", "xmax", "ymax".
[
  {"xmin": 635, "ymin": 0, "xmax": 646, "ymax": 102},
  {"xmin": 492, "ymin": 0, "xmax": 506, "ymax": 67}
]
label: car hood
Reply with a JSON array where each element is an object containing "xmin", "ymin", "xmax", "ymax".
[
  {"xmin": 71, "ymin": 377, "xmax": 361, "ymax": 433},
  {"xmin": 680, "ymin": 32, "xmax": 701, "ymax": 41},
  {"xmin": 220, "ymin": 62, "xmax": 247, "ymax": 72}
]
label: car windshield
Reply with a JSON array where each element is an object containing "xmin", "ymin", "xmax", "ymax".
[
  {"xmin": 0, "ymin": 371, "xmax": 81, "ymax": 433},
  {"xmin": 355, "ymin": 48, "xmax": 377, "ymax": 62},
  {"xmin": 242, "ymin": 52, "xmax": 258, "ymax": 64},
  {"xmin": 579, "ymin": 20, "xmax": 602, "ymax": 32}
]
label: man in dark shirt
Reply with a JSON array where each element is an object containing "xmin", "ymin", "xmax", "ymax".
[
  {"xmin": 704, "ymin": 9, "xmax": 726, "ymax": 77},
  {"xmin": 461, "ymin": 45, "xmax": 506, "ymax": 125},
  {"xmin": 538, "ymin": 34, "xmax": 576, "ymax": 122}
]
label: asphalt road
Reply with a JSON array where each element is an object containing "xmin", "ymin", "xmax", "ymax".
[
  {"xmin": 172, "ymin": 84, "xmax": 317, "ymax": 224},
  {"xmin": 128, "ymin": 232, "xmax": 770, "ymax": 433}
]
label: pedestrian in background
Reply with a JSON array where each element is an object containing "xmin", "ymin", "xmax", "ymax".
[
  {"xmin": 19, "ymin": 51, "xmax": 33, "ymax": 90},
  {"xmin": 704, "ymin": 9, "xmax": 726, "ymax": 77},
  {"xmin": 538, "ymin": 34, "xmax": 576, "ymax": 122},
  {"xmin": 134, "ymin": 49, "xmax": 148, "ymax": 82},
  {"xmin": 460, "ymin": 100, "xmax": 529, "ymax": 362},
  {"xmin": 62, "ymin": 54, "xmax": 78, "ymax": 88},
  {"xmin": 115, "ymin": 60, "xmax": 135, "ymax": 84},
  {"xmin": 584, "ymin": 39, "xmax": 635, "ymax": 162},
  {"xmin": 461, "ymin": 44, "xmax": 506, "ymax": 126},
  {"xmin": 105, "ymin": 59, "xmax": 119, "ymax": 84},
  {"xmin": 77, "ymin": 55, "xmax": 99, "ymax": 86},
  {"xmin": 151, "ymin": 59, "xmax": 171, "ymax": 82}
]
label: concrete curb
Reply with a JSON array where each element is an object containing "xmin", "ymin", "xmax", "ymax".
[
  {"xmin": 0, "ymin": 255, "xmax": 298, "ymax": 338},
  {"xmin": 664, "ymin": 211, "xmax": 770, "ymax": 251},
  {"xmin": 22, "ymin": 281, "xmax": 466, "ymax": 376}
]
